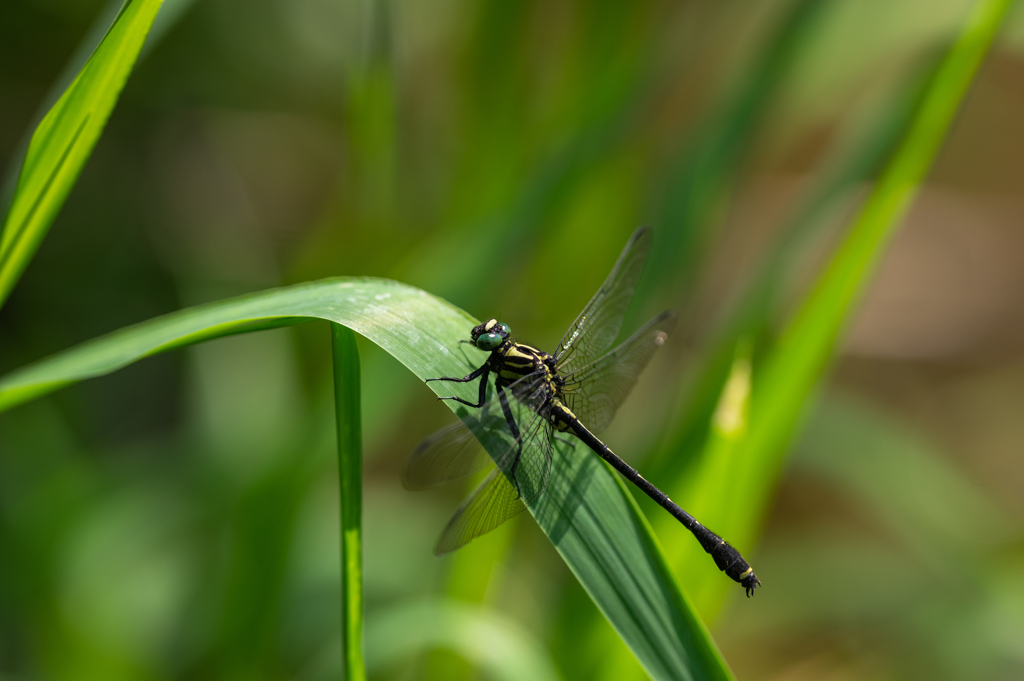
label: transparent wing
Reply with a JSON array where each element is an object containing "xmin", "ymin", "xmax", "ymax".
[
  {"xmin": 403, "ymin": 372, "xmax": 549, "ymax": 490},
  {"xmin": 556, "ymin": 227, "xmax": 652, "ymax": 376},
  {"xmin": 434, "ymin": 467, "xmax": 527, "ymax": 555},
  {"xmin": 488, "ymin": 388, "xmax": 554, "ymax": 506},
  {"xmin": 403, "ymin": 419, "xmax": 494, "ymax": 490},
  {"xmin": 562, "ymin": 311, "xmax": 675, "ymax": 435},
  {"xmin": 432, "ymin": 389, "xmax": 554, "ymax": 554},
  {"xmin": 407, "ymin": 372, "xmax": 556, "ymax": 553}
]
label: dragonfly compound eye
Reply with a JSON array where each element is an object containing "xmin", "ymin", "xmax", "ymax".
[
  {"xmin": 476, "ymin": 332, "xmax": 503, "ymax": 351},
  {"xmin": 497, "ymin": 323, "xmax": 511, "ymax": 337}
]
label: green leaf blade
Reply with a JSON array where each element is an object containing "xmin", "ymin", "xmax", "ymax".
[
  {"xmin": 743, "ymin": 0, "xmax": 1016, "ymax": 513},
  {"xmin": 654, "ymin": 0, "xmax": 1016, "ymax": 619},
  {"xmin": 0, "ymin": 0, "xmax": 164, "ymax": 308}
]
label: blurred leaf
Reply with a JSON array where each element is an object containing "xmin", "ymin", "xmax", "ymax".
[
  {"xmin": 642, "ymin": 47, "xmax": 937, "ymax": 623},
  {"xmin": 794, "ymin": 392, "xmax": 1013, "ymax": 561},
  {"xmin": 365, "ymin": 599, "xmax": 562, "ymax": 681},
  {"xmin": 0, "ymin": 277, "xmax": 733, "ymax": 681},
  {"xmin": 389, "ymin": 6, "xmax": 660, "ymax": 313},
  {"xmin": 739, "ymin": 0, "xmax": 1015, "ymax": 537},
  {"xmin": 663, "ymin": 0, "xmax": 1015, "ymax": 617},
  {"xmin": 748, "ymin": 391, "xmax": 1024, "ymax": 679},
  {"xmin": 641, "ymin": 0, "xmax": 832, "ymax": 308},
  {"xmin": 647, "ymin": 58, "xmax": 930, "ymax": 484},
  {"xmin": 0, "ymin": 0, "xmax": 164, "ymax": 309}
]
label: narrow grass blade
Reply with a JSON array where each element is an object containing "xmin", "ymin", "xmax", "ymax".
[
  {"xmin": 741, "ymin": 0, "xmax": 1015, "ymax": 531},
  {"xmin": 646, "ymin": 61, "xmax": 929, "ymax": 485},
  {"xmin": 332, "ymin": 324, "xmax": 366, "ymax": 681},
  {"xmin": 659, "ymin": 0, "xmax": 1016, "ymax": 616},
  {"xmin": 0, "ymin": 0, "xmax": 122, "ymax": 217},
  {"xmin": 0, "ymin": 277, "xmax": 733, "ymax": 681},
  {"xmin": 641, "ymin": 52, "xmax": 938, "ymax": 622},
  {"xmin": 0, "ymin": 0, "xmax": 164, "ymax": 308}
]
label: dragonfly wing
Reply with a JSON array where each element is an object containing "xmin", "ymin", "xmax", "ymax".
[
  {"xmin": 405, "ymin": 373, "xmax": 549, "ymax": 489},
  {"xmin": 563, "ymin": 311, "xmax": 675, "ymax": 434},
  {"xmin": 408, "ymin": 370, "xmax": 555, "ymax": 552},
  {"xmin": 556, "ymin": 227, "xmax": 652, "ymax": 376},
  {"xmin": 403, "ymin": 419, "xmax": 493, "ymax": 490},
  {"xmin": 488, "ymin": 388, "xmax": 554, "ymax": 506},
  {"xmin": 434, "ymin": 467, "xmax": 527, "ymax": 555},
  {"xmin": 424, "ymin": 373, "xmax": 555, "ymax": 554}
]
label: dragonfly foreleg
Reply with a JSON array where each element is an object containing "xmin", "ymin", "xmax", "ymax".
[
  {"xmin": 497, "ymin": 386, "xmax": 524, "ymax": 498},
  {"xmin": 427, "ymin": 364, "xmax": 490, "ymax": 407}
]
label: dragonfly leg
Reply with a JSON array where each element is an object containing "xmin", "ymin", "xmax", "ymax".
[
  {"xmin": 428, "ymin": 364, "xmax": 489, "ymax": 407},
  {"xmin": 497, "ymin": 386, "xmax": 524, "ymax": 498},
  {"xmin": 553, "ymin": 432, "xmax": 576, "ymax": 450}
]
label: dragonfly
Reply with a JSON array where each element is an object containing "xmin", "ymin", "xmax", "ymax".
[{"xmin": 405, "ymin": 227, "xmax": 760, "ymax": 596}]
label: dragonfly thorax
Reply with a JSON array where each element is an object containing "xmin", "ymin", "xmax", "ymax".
[
  {"xmin": 491, "ymin": 341, "xmax": 573, "ymax": 429},
  {"xmin": 492, "ymin": 342, "xmax": 557, "ymax": 391}
]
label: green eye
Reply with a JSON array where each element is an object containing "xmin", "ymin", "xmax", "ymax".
[
  {"xmin": 476, "ymin": 332, "xmax": 502, "ymax": 351},
  {"xmin": 498, "ymin": 323, "xmax": 511, "ymax": 336}
]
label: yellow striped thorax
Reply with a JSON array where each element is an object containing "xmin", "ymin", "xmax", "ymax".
[
  {"xmin": 494, "ymin": 342, "xmax": 549, "ymax": 384},
  {"xmin": 472, "ymin": 319, "xmax": 574, "ymax": 428},
  {"xmin": 489, "ymin": 339, "xmax": 577, "ymax": 431}
]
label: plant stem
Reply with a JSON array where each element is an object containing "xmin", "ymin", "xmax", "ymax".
[{"xmin": 332, "ymin": 323, "xmax": 366, "ymax": 681}]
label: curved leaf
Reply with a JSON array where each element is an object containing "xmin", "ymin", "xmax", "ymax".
[{"xmin": 0, "ymin": 277, "xmax": 732, "ymax": 681}]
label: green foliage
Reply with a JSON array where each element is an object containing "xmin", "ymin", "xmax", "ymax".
[
  {"xmin": 652, "ymin": 0, "xmax": 1017, "ymax": 622},
  {"xmin": 331, "ymin": 325, "xmax": 365, "ymax": 681},
  {"xmin": 0, "ymin": 0, "xmax": 163, "ymax": 308},
  {"xmin": 1, "ymin": 0, "xmax": 1021, "ymax": 679},
  {"xmin": 733, "ymin": 0, "xmax": 1015, "ymax": 573},
  {"xmin": 0, "ymin": 278, "xmax": 732, "ymax": 680}
]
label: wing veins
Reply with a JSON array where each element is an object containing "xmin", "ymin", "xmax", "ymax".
[
  {"xmin": 555, "ymin": 227, "xmax": 652, "ymax": 376},
  {"xmin": 560, "ymin": 311, "xmax": 675, "ymax": 434}
]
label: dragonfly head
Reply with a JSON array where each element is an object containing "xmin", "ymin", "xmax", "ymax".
[{"xmin": 471, "ymin": 319, "xmax": 511, "ymax": 351}]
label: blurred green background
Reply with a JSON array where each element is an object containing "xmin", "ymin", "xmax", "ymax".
[{"xmin": 2, "ymin": 0, "xmax": 1024, "ymax": 679}]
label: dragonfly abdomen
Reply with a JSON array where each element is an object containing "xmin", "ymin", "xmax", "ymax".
[
  {"xmin": 566, "ymin": 417, "xmax": 762, "ymax": 596},
  {"xmin": 547, "ymin": 400, "xmax": 577, "ymax": 432}
]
